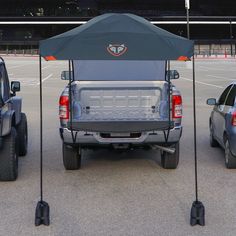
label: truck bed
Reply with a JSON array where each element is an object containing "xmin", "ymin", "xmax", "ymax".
[{"xmin": 70, "ymin": 81, "xmax": 171, "ymax": 132}]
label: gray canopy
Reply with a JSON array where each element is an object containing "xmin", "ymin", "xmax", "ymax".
[{"xmin": 39, "ymin": 13, "xmax": 194, "ymax": 61}]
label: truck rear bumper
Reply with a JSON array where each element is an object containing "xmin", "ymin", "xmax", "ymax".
[
  {"xmin": 69, "ymin": 120, "xmax": 174, "ymax": 133},
  {"xmin": 60, "ymin": 126, "xmax": 182, "ymax": 146}
]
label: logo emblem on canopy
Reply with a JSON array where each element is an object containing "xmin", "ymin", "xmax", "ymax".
[{"xmin": 107, "ymin": 44, "xmax": 127, "ymax": 56}]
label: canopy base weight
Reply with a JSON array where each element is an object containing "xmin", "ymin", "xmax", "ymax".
[
  {"xmin": 190, "ymin": 201, "xmax": 205, "ymax": 226},
  {"xmin": 35, "ymin": 201, "xmax": 50, "ymax": 226}
]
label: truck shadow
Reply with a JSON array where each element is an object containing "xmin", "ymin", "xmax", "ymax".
[{"xmin": 82, "ymin": 148, "xmax": 161, "ymax": 165}]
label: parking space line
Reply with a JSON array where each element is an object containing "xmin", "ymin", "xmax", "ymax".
[
  {"xmin": 181, "ymin": 76, "xmax": 224, "ymax": 89},
  {"xmin": 7, "ymin": 64, "xmax": 30, "ymax": 69},
  {"xmin": 10, "ymin": 77, "xmax": 36, "ymax": 80},
  {"xmin": 42, "ymin": 66, "xmax": 50, "ymax": 70},
  {"xmin": 207, "ymin": 74, "xmax": 235, "ymax": 81},
  {"xmin": 199, "ymin": 65, "xmax": 236, "ymax": 72},
  {"xmin": 198, "ymin": 65, "xmax": 230, "ymax": 71},
  {"xmin": 36, "ymin": 73, "xmax": 53, "ymax": 85},
  {"xmin": 198, "ymin": 65, "xmax": 209, "ymax": 71}
]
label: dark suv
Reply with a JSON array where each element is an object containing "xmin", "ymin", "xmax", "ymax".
[{"xmin": 0, "ymin": 57, "xmax": 28, "ymax": 181}]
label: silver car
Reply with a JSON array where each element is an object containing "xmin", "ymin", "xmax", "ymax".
[{"xmin": 207, "ymin": 82, "xmax": 236, "ymax": 168}]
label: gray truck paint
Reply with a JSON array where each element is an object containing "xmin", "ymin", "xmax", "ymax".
[{"xmin": 60, "ymin": 80, "xmax": 182, "ymax": 148}]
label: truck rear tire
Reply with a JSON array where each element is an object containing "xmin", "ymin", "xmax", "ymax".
[
  {"xmin": 0, "ymin": 127, "xmax": 18, "ymax": 181},
  {"xmin": 62, "ymin": 143, "xmax": 81, "ymax": 170},
  {"xmin": 161, "ymin": 142, "xmax": 179, "ymax": 169},
  {"xmin": 17, "ymin": 113, "xmax": 28, "ymax": 156}
]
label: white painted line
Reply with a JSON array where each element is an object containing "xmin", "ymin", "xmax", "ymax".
[
  {"xmin": 198, "ymin": 66, "xmax": 209, "ymax": 71},
  {"xmin": 7, "ymin": 64, "xmax": 28, "ymax": 69},
  {"xmin": 199, "ymin": 65, "xmax": 236, "ymax": 72},
  {"xmin": 10, "ymin": 77, "xmax": 37, "ymax": 80},
  {"xmin": 151, "ymin": 21, "xmax": 236, "ymax": 25},
  {"xmin": 181, "ymin": 76, "xmax": 224, "ymax": 89},
  {"xmin": 36, "ymin": 73, "xmax": 53, "ymax": 85},
  {"xmin": 207, "ymin": 75, "xmax": 235, "ymax": 81},
  {"xmin": 42, "ymin": 66, "xmax": 50, "ymax": 70},
  {"xmin": 0, "ymin": 21, "xmax": 87, "ymax": 25},
  {"xmin": 0, "ymin": 21, "xmax": 236, "ymax": 25}
]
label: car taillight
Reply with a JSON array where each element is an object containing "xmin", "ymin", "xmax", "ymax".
[
  {"xmin": 172, "ymin": 95, "xmax": 182, "ymax": 118},
  {"xmin": 232, "ymin": 112, "xmax": 236, "ymax": 126},
  {"xmin": 59, "ymin": 95, "xmax": 69, "ymax": 120}
]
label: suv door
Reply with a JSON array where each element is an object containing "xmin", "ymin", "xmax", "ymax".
[{"xmin": 213, "ymin": 85, "xmax": 232, "ymax": 144}]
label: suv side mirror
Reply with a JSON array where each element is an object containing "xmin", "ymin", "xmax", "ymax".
[
  {"xmin": 11, "ymin": 81, "xmax": 20, "ymax": 95},
  {"xmin": 61, "ymin": 71, "xmax": 73, "ymax": 80},
  {"xmin": 166, "ymin": 70, "xmax": 180, "ymax": 80},
  {"xmin": 206, "ymin": 98, "xmax": 217, "ymax": 105}
]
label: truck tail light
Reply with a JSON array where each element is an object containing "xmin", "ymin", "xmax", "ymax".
[
  {"xmin": 172, "ymin": 95, "xmax": 182, "ymax": 119},
  {"xmin": 232, "ymin": 112, "xmax": 236, "ymax": 126},
  {"xmin": 59, "ymin": 95, "xmax": 69, "ymax": 120}
]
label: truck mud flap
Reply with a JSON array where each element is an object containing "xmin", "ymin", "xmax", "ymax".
[{"xmin": 68, "ymin": 120, "xmax": 174, "ymax": 133}]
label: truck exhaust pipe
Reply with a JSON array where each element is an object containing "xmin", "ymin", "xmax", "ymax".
[{"xmin": 152, "ymin": 144, "xmax": 176, "ymax": 154}]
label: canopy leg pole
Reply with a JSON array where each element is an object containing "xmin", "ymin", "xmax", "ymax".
[
  {"xmin": 35, "ymin": 55, "xmax": 50, "ymax": 226},
  {"xmin": 190, "ymin": 55, "xmax": 205, "ymax": 226},
  {"xmin": 163, "ymin": 60, "xmax": 171, "ymax": 143},
  {"xmin": 68, "ymin": 60, "xmax": 76, "ymax": 144}
]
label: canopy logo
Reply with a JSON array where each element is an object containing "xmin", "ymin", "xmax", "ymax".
[{"xmin": 107, "ymin": 44, "xmax": 127, "ymax": 56}]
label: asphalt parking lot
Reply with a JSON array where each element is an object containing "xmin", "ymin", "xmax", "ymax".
[{"xmin": 1, "ymin": 56, "xmax": 236, "ymax": 236}]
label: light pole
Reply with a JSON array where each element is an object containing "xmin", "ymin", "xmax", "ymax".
[
  {"xmin": 185, "ymin": 0, "xmax": 190, "ymax": 39},
  {"xmin": 229, "ymin": 19, "xmax": 233, "ymax": 56}
]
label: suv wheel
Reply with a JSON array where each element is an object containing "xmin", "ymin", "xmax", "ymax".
[
  {"xmin": 17, "ymin": 113, "xmax": 28, "ymax": 156},
  {"xmin": 210, "ymin": 122, "xmax": 218, "ymax": 147},
  {"xmin": 0, "ymin": 127, "xmax": 18, "ymax": 181},
  {"xmin": 225, "ymin": 139, "xmax": 236, "ymax": 169},
  {"xmin": 62, "ymin": 143, "xmax": 81, "ymax": 170},
  {"xmin": 161, "ymin": 142, "xmax": 179, "ymax": 169}
]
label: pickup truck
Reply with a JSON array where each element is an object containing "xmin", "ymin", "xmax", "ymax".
[
  {"xmin": 0, "ymin": 57, "xmax": 28, "ymax": 181},
  {"xmin": 59, "ymin": 60, "xmax": 182, "ymax": 170}
]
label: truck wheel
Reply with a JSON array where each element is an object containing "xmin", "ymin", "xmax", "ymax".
[
  {"xmin": 62, "ymin": 143, "xmax": 81, "ymax": 170},
  {"xmin": 17, "ymin": 113, "xmax": 28, "ymax": 156},
  {"xmin": 0, "ymin": 127, "xmax": 18, "ymax": 181},
  {"xmin": 161, "ymin": 142, "xmax": 179, "ymax": 169},
  {"xmin": 210, "ymin": 122, "xmax": 218, "ymax": 147},
  {"xmin": 225, "ymin": 140, "xmax": 236, "ymax": 169}
]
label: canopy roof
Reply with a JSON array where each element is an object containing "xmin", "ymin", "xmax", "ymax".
[{"xmin": 40, "ymin": 13, "xmax": 194, "ymax": 61}]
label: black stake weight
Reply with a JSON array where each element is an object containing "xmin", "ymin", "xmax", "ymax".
[
  {"xmin": 190, "ymin": 201, "xmax": 205, "ymax": 226},
  {"xmin": 35, "ymin": 201, "xmax": 50, "ymax": 226}
]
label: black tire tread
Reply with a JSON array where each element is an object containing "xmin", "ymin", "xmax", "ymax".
[
  {"xmin": 161, "ymin": 142, "xmax": 179, "ymax": 169},
  {"xmin": 0, "ymin": 127, "xmax": 18, "ymax": 181},
  {"xmin": 17, "ymin": 113, "xmax": 28, "ymax": 156},
  {"xmin": 62, "ymin": 143, "xmax": 81, "ymax": 170}
]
